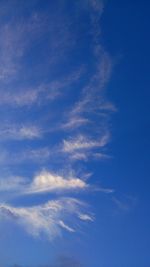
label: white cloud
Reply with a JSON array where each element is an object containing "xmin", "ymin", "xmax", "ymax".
[
  {"xmin": 59, "ymin": 220, "xmax": 75, "ymax": 233},
  {"xmin": 0, "ymin": 0, "xmax": 115, "ymax": 243},
  {"xmin": 78, "ymin": 213, "xmax": 94, "ymax": 222},
  {"xmin": 61, "ymin": 133, "xmax": 110, "ymax": 162},
  {"xmin": 0, "ymin": 125, "xmax": 41, "ymax": 140},
  {"xmin": 97, "ymin": 187, "xmax": 114, "ymax": 194},
  {"xmin": 19, "ymin": 126, "xmax": 41, "ymax": 139},
  {"xmin": 62, "ymin": 116, "xmax": 90, "ymax": 130},
  {"xmin": 96, "ymin": 50, "xmax": 112, "ymax": 88},
  {"xmin": 0, "ymin": 170, "xmax": 88, "ymax": 196},
  {"xmin": 70, "ymin": 152, "xmax": 88, "ymax": 161},
  {"xmin": 63, "ymin": 133, "xmax": 110, "ymax": 154},
  {"xmin": 0, "ymin": 197, "xmax": 92, "ymax": 239},
  {"xmin": 63, "ymin": 135, "xmax": 97, "ymax": 153},
  {"xmin": 0, "ymin": 67, "xmax": 84, "ymax": 107},
  {"xmin": 62, "ymin": 56, "xmax": 114, "ymax": 136},
  {"xmin": 0, "ymin": 147, "xmax": 51, "ymax": 166},
  {"xmin": 0, "ymin": 13, "xmax": 45, "ymax": 83},
  {"xmin": 27, "ymin": 170, "xmax": 88, "ymax": 194},
  {"xmin": 0, "ymin": 89, "xmax": 39, "ymax": 106}
]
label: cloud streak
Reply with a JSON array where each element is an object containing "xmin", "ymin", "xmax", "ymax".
[
  {"xmin": 0, "ymin": 124, "xmax": 41, "ymax": 140},
  {"xmin": 0, "ymin": 68, "xmax": 83, "ymax": 108},
  {"xmin": 27, "ymin": 170, "xmax": 88, "ymax": 194},
  {"xmin": 63, "ymin": 133, "xmax": 110, "ymax": 153},
  {"xmin": 0, "ymin": 198, "xmax": 93, "ymax": 239},
  {"xmin": 62, "ymin": 132, "xmax": 110, "ymax": 161},
  {"xmin": 0, "ymin": 170, "xmax": 89, "ymax": 196}
]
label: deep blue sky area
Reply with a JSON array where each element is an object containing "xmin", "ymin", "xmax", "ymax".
[
  {"xmin": 0, "ymin": 1, "xmax": 149, "ymax": 267},
  {"xmin": 99, "ymin": 1, "xmax": 150, "ymax": 266}
]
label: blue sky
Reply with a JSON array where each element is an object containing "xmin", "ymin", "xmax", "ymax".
[{"xmin": 0, "ymin": 1, "xmax": 150, "ymax": 267}]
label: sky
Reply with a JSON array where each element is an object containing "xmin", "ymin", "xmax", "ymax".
[{"xmin": 0, "ymin": 0, "xmax": 150, "ymax": 267}]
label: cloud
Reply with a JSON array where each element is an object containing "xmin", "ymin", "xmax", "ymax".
[
  {"xmin": 59, "ymin": 220, "xmax": 75, "ymax": 233},
  {"xmin": 0, "ymin": 13, "xmax": 45, "ymax": 83},
  {"xmin": 69, "ymin": 152, "xmax": 89, "ymax": 161},
  {"xmin": 0, "ymin": 0, "xmax": 115, "ymax": 243},
  {"xmin": 27, "ymin": 170, "xmax": 88, "ymax": 194},
  {"xmin": 112, "ymin": 195, "xmax": 137, "ymax": 212},
  {"xmin": 0, "ymin": 170, "xmax": 113, "ymax": 201},
  {"xmin": 63, "ymin": 135, "xmax": 98, "ymax": 153},
  {"xmin": 62, "ymin": 133, "xmax": 110, "ymax": 161},
  {"xmin": 0, "ymin": 67, "xmax": 84, "ymax": 107},
  {"xmin": 0, "ymin": 198, "xmax": 93, "ymax": 239},
  {"xmin": 60, "ymin": 1, "xmax": 115, "ymax": 135},
  {"xmin": 0, "ymin": 89, "xmax": 39, "ymax": 107},
  {"xmin": 78, "ymin": 213, "xmax": 94, "ymax": 222},
  {"xmin": 0, "ymin": 6, "xmax": 77, "ymax": 83},
  {"xmin": 62, "ymin": 53, "xmax": 114, "ymax": 137},
  {"xmin": 70, "ymin": 59, "xmax": 113, "ymax": 117},
  {"xmin": 0, "ymin": 170, "xmax": 89, "ymax": 196},
  {"xmin": 0, "ymin": 147, "xmax": 53, "ymax": 166},
  {"xmin": 61, "ymin": 116, "xmax": 90, "ymax": 130},
  {"xmin": 0, "ymin": 125, "xmax": 41, "ymax": 140},
  {"xmin": 63, "ymin": 133, "xmax": 109, "ymax": 153}
]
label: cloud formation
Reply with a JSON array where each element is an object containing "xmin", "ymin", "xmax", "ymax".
[
  {"xmin": 0, "ymin": 170, "xmax": 89, "ymax": 196},
  {"xmin": 0, "ymin": 0, "xmax": 115, "ymax": 241},
  {"xmin": 0, "ymin": 68, "xmax": 83, "ymax": 108},
  {"xmin": 62, "ymin": 132, "xmax": 110, "ymax": 161},
  {"xmin": 0, "ymin": 124, "xmax": 41, "ymax": 140},
  {"xmin": 0, "ymin": 198, "xmax": 92, "ymax": 239},
  {"xmin": 27, "ymin": 170, "xmax": 88, "ymax": 194}
]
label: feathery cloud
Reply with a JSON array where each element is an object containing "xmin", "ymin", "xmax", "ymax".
[
  {"xmin": 0, "ymin": 0, "xmax": 115, "ymax": 242},
  {"xmin": 63, "ymin": 134, "xmax": 109, "ymax": 153},
  {"xmin": 0, "ymin": 170, "xmax": 89, "ymax": 196},
  {"xmin": 78, "ymin": 213, "xmax": 94, "ymax": 222},
  {"xmin": 0, "ymin": 125, "xmax": 41, "ymax": 140},
  {"xmin": 27, "ymin": 170, "xmax": 88, "ymax": 194},
  {"xmin": 61, "ymin": 116, "xmax": 90, "ymax": 130},
  {"xmin": 0, "ymin": 198, "xmax": 93, "ymax": 239},
  {"xmin": 62, "ymin": 133, "xmax": 110, "ymax": 162},
  {"xmin": 0, "ymin": 67, "xmax": 84, "ymax": 107}
]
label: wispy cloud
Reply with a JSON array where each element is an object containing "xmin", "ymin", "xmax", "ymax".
[
  {"xmin": 0, "ymin": 124, "xmax": 41, "ymax": 140},
  {"xmin": 0, "ymin": 0, "xmax": 115, "ymax": 242},
  {"xmin": 0, "ymin": 67, "xmax": 84, "ymax": 107},
  {"xmin": 112, "ymin": 195, "xmax": 137, "ymax": 212},
  {"xmin": 0, "ymin": 147, "xmax": 52, "ymax": 166},
  {"xmin": 27, "ymin": 170, "xmax": 88, "ymax": 194},
  {"xmin": 0, "ymin": 13, "xmax": 45, "ymax": 83},
  {"xmin": 59, "ymin": 220, "xmax": 75, "ymax": 233},
  {"xmin": 78, "ymin": 213, "xmax": 94, "ymax": 222},
  {"xmin": 0, "ymin": 198, "xmax": 93, "ymax": 239},
  {"xmin": 61, "ymin": 116, "xmax": 90, "ymax": 130},
  {"xmin": 0, "ymin": 170, "xmax": 89, "ymax": 195},
  {"xmin": 62, "ymin": 132, "xmax": 110, "ymax": 161},
  {"xmin": 61, "ymin": 52, "xmax": 115, "ymax": 145},
  {"xmin": 63, "ymin": 133, "xmax": 110, "ymax": 153}
]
